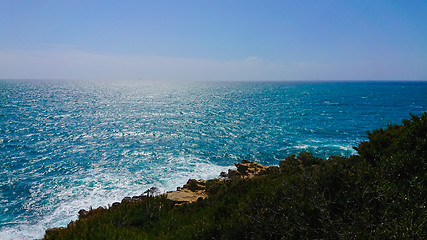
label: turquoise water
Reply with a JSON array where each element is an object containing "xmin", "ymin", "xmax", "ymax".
[{"xmin": 1, "ymin": 80, "xmax": 426, "ymax": 239}]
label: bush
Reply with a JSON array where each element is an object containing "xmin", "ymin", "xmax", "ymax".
[{"xmin": 44, "ymin": 113, "xmax": 427, "ymax": 240}]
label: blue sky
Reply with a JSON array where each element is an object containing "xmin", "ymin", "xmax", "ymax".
[{"xmin": 1, "ymin": 0, "xmax": 426, "ymax": 81}]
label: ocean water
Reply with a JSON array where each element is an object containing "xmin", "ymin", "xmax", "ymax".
[{"xmin": 1, "ymin": 80, "xmax": 426, "ymax": 239}]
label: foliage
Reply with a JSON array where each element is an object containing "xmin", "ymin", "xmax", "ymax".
[{"xmin": 44, "ymin": 113, "xmax": 427, "ymax": 240}]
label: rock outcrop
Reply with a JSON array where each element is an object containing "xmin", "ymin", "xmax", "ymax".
[
  {"xmin": 165, "ymin": 179, "xmax": 207, "ymax": 204},
  {"xmin": 165, "ymin": 160, "xmax": 276, "ymax": 205},
  {"xmin": 228, "ymin": 160, "xmax": 277, "ymax": 178},
  {"xmin": 43, "ymin": 160, "xmax": 273, "ymax": 238}
]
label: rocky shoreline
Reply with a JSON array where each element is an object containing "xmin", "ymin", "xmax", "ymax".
[
  {"xmin": 164, "ymin": 160, "xmax": 277, "ymax": 205},
  {"xmin": 41, "ymin": 113, "xmax": 427, "ymax": 239},
  {"xmin": 44, "ymin": 160, "xmax": 277, "ymax": 237}
]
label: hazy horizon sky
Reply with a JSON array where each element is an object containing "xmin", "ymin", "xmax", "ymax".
[{"xmin": 1, "ymin": 0, "xmax": 426, "ymax": 81}]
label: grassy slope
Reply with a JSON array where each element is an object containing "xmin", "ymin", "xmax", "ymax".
[{"xmin": 44, "ymin": 113, "xmax": 427, "ymax": 240}]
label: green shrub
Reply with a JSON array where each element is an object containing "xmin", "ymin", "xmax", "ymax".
[{"xmin": 44, "ymin": 113, "xmax": 427, "ymax": 240}]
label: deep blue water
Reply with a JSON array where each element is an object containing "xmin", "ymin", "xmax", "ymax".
[{"xmin": 1, "ymin": 80, "xmax": 426, "ymax": 239}]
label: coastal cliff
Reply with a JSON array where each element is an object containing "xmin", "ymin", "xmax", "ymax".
[{"xmin": 43, "ymin": 113, "xmax": 426, "ymax": 239}]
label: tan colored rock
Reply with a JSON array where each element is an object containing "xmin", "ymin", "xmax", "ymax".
[
  {"xmin": 42, "ymin": 160, "xmax": 274, "ymax": 239},
  {"xmin": 165, "ymin": 189, "xmax": 207, "ymax": 204},
  {"xmin": 165, "ymin": 161, "xmax": 272, "ymax": 205},
  {"xmin": 183, "ymin": 179, "xmax": 206, "ymax": 191},
  {"xmin": 165, "ymin": 179, "xmax": 208, "ymax": 204},
  {"xmin": 232, "ymin": 160, "xmax": 271, "ymax": 178}
]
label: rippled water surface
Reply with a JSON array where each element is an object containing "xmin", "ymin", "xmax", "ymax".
[{"xmin": 1, "ymin": 80, "xmax": 426, "ymax": 239}]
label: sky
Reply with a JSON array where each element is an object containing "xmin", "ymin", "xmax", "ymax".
[{"xmin": 0, "ymin": 0, "xmax": 426, "ymax": 81}]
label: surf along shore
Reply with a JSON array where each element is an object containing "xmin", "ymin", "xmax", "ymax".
[
  {"xmin": 42, "ymin": 113, "xmax": 426, "ymax": 239},
  {"xmin": 45, "ymin": 160, "xmax": 274, "ymax": 235}
]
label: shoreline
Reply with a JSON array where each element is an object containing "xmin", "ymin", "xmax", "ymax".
[
  {"xmin": 43, "ymin": 160, "xmax": 275, "ymax": 237},
  {"xmin": 39, "ymin": 112, "xmax": 427, "ymax": 239}
]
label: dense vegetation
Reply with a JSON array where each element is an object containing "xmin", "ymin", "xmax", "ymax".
[{"xmin": 44, "ymin": 113, "xmax": 427, "ymax": 239}]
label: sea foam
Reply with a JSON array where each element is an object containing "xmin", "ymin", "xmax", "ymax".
[{"xmin": 1, "ymin": 80, "xmax": 426, "ymax": 239}]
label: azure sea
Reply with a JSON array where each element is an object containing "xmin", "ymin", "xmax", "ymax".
[{"xmin": 1, "ymin": 80, "xmax": 426, "ymax": 239}]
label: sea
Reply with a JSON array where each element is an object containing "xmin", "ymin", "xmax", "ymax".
[{"xmin": 1, "ymin": 80, "xmax": 426, "ymax": 239}]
